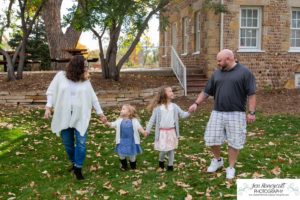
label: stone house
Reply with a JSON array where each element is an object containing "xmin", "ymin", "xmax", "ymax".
[{"xmin": 159, "ymin": 0, "xmax": 300, "ymax": 92}]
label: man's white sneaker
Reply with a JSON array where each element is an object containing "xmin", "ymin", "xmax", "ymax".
[
  {"xmin": 207, "ymin": 158, "xmax": 224, "ymax": 173},
  {"xmin": 226, "ymin": 167, "xmax": 236, "ymax": 179}
]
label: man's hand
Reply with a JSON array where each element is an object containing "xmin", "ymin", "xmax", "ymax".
[
  {"xmin": 188, "ymin": 103, "xmax": 198, "ymax": 113},
  {"xmin": 44, "ymin": 107, "xmax": 52, "ymax": 119},
  {"xmin": 247, "ymin": 114, "xmax": 256, "ymax": 123}
]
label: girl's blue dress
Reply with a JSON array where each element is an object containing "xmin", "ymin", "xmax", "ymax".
[{"xmin": 115, "ymin": 119, "xmax": 142, "ymax": 156}]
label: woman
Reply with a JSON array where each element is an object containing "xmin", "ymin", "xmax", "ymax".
[{"xmin": 44, "ymin": 55, "xmax": 106, "ymax": 180}]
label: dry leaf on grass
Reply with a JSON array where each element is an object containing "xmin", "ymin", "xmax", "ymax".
[
  {"xmin": 119, "ymin": 189, "xmax": 128, "ymax": 196},
  {"xmin": 268, "ymin": 141, "xmax": 275, "ymax": 146},
  {"xmin": 76, "ymin": 189, "xmax": 88, "ymax": 195},
  {"xmin": 224, "ymin": 194, "xmax": 236, "ymax": 198},
  {"xmin": 195, "ymin": 191, "xmax": 204, "ymax": 196},
  {"xmin": 103, "ymin": 181, "xmax": 114, "ymax": 190},
  {"xmin": 175, "ymin": 181, "xmax": 190, "ymax": 188},
  {"xmin": 185, "ymin": 194, "xmax": 193, "ymax": 200},
  {"xmin": 132, "ymin": 179, "xmax": 142, "ymax": 188},
  {"xmin": 271, "ymin": 166, "xmax": 281, "ymax": 176},
  {"xmin": 252, "ymin": 172, "xmax": 265, "ymax": 178},
  {"xmin": 159, "ymin": 182, "xmax": 167, "ymax": 190}
]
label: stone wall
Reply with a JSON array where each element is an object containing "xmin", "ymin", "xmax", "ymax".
[
  {"xmin": 159, "ymin": 0, "xmax": 300, "ymax": 89},
  {"xmin": 0, "ymin": 86, "xmax": 184, "ymax": 107}
]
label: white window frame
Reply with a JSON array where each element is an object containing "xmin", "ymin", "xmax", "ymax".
[
  {"xmin": 289, "ymin": 8, "xmax": 300, "ymax": 52},
  {"xmin": 172, "ymin": 22, "xmax": 177, "ymax": 50},
  {"xmin": 182, "ymin": 17, "xmax": 189, "ymax": 55},
  {"xmin": 163, "ymin": 30, "xmax": 168, "ymax": 56},
  {"xmin": 239, "ymin": 7, "xmax": 262, "ymax": 52},
  {"xmin": 295, "ymin": 73, "xmax": 300, "ymax": 88},
  {"xmin": 194, "ymin": 11, "xmax": 201, "ymax": 53}
]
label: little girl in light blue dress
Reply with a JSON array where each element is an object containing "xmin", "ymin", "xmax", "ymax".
[{"xmin": 106, "ymin": 104, "xmax": 147, "ymax": 170}]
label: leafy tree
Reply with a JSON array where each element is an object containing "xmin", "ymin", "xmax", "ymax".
[
  {"xmin": 0, "ymin": 0, "xmax": 46, "ymax": 81},
  {"xmin": 65, "ymin": 0, "xmax": 171, "ymax": 81},
  {"xmin": 8, "ymin": 18, "xmax": 51, "ymax": 70}
]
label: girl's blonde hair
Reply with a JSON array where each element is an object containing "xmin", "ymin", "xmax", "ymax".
[
  {"xmin": 122, "ymin": 104, "xmax": 138, "ymax": 119},
  {"xmin": 147, "ymin": 85, "xmax": 171, "ymax": 112}
]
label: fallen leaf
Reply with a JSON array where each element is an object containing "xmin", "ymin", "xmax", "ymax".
[
  {"xmin": 175, "ymin": 181, "xmax": 190, "ymax": 188},
  {"xmin": 185, "ymin": 194, "xmax": 192, "ymax": 200},
  {"xmin": 103, "ymin": 181, "xmax": 113, "ymax": 190},
  {"xmin": 195, "ymin": 191, "xmax": 204, "ymax": 196},
  {"xmin": 237, "ymin": 172, "xmax": 251, "ymax": 178},
  {"xmin": 29, "ymin": 181, "xmax": 35, "ymax": 188},
  {"xmin": 159, "ymin": 182, "xmax": 166, "ymax": 190},
  {"xmin": 268, "ymin": 141, "xmax": 275, "ymax": 146},
  {"xmin": 76, "ymin": 189, "xmax": 88, "ymax": 195},
  {"xmin": 132, "ymin": 179, "xmax": 142, "ymax": 188},
  {"xmin": 224, "ymin": 194, "xmax": 236, "ymax": 198},
  {"xmin": 271, "ymin": 166, "xmax": 281, "ymax": 176},
  {"xmin": 119, "ymin": 189, "xmax": 128, "ymax": 196},
  {"xmin": 252, "ymin": 172, "xmax": 265, "ymax": 178}
]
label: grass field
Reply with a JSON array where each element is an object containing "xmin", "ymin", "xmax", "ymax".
[{"xmin": 0, "ymin": 107, "xmax": 299, "ymax": 199}]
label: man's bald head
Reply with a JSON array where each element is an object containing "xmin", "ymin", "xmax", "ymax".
[
  {"xmin": 216, "ymin": 49, "xmax": 236, "ymax": 70},
  {"xmin": 217, "ymin": 49, "xmax": 235, "ymax": 60}
]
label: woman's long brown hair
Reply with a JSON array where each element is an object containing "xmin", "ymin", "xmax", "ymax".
[
  {"xmin": 147, "ymin": 86, "xmax": 171, "ymax": 112},
  {"xmin": 65, "ymin": 55, "xmax": 87, "ymax": 82}
]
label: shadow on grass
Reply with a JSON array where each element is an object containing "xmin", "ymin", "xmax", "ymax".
[{"xmin": 0, "ymin": 128, "xmax": 25, "ymax": 157}]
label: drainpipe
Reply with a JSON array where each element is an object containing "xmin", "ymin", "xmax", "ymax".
[{"xmin": 220, "ymin": 0, "xmax": 224, "ymax": 50}]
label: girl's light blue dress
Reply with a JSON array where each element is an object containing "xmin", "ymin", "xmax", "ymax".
[{"xmin": 115, "ymin": 119, "xmax": 142, "ymax": 156}]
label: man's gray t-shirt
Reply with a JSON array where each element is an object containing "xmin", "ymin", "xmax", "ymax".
[{"xmin": 204, "ymin": 63, "xmax": 256, "ymax": 112}]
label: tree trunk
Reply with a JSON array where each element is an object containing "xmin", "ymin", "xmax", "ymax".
[
  {"xmin": 42, "ymin": 0, "xmax": 81, "ymax": 70},
  {"xmin": 16, "ymin": 39, "xmax": 27, "ymax": 79},
  {"xmin": 0, "ymin": 49, "xmax": 16, "ymax": 81}
]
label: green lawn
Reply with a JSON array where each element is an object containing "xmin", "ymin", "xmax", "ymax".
[{"xmin": 0, "ymin": 108, "xmax": 299, "ymax": 199}]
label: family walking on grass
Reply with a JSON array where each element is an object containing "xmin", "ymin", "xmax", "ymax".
[{"xmin": 44, "ymin": 49, "xmax": 256, "ymax": 181}]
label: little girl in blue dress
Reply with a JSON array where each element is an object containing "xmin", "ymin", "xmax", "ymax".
[{"xmin": 106, "ymin": 104, "xmax": 147, "ymax": 170}]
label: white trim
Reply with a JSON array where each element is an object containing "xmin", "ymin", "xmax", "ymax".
[
  {"xmin": 295, "ymin": 73, "xmax": 300, "ymax": 88},
  {"xmin": 237, "ymin": 49, "xmax": 265, "ymax": 53},
  {"xmin": 195, "ymin": 11, "xmax": 201, "ymax": 52},
  {"xmin": 163, "ymin": 31, "xmax": 168, "ymax": 56},
  {"xmin": 288, "ymin": 48, "xmax": 300, "ymax": 52},
  {"xmin": 172, "ymin": 22, "xmax": 177, "ymax": 50},
  {"xmin": 192, "ymin": 51, "xmax": 200, "ymax": 55},
  {"xmin": 181, "ymin": 53, "xmax": 188, "ymax": 56},
  {"xmin": 290, "ymin": 8, "xmax": 300, "ymax": 48},
  {"xmin": 239, "ymin": 7, "xmax": 262, "ymax": 51},
  {"xmin": 182, "ymin": 17, "xmax": 189, "ymax": 54},
  {"xmin": 220, "ymin": 0, "xmax": 224, "ymax": 50}
]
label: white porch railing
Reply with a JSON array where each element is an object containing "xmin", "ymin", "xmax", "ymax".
[{"xmin": 170, "ymin": 46, "xmax": 187, "ymax": 96}]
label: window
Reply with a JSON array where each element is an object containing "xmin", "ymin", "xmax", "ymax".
[
  {"xmin": 172, "ymin": 23, "xmax": 177, "ymax": 50},
  {"xmin": 195, "ymin": 11, "xmax": 201, "ymax": 52},
  {"xmin": 290, "ymin": 9, "xmax": 300, "ymax": 50},
  {"xmin": 182, "ymin": 17, "xmax": 189, "ymax": 54},
  {"xmin": 239, "ymin": 7, "xmax": 262, "ymax": 51},
  {"xmin": 296, "ymin": 73, "xmax": 300, "ymax": 88},
  {"xmin": 163, "ymin": 30, "xmax": 168, "ymax": 56}
]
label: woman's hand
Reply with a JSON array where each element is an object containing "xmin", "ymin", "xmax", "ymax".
[
  {"xmin": 99, "ymin": 114, "xmax": 107, "ymax": 124},
  {"xmin": 44, "ymin": 107, "xmax": 52, "ymax": 119}
]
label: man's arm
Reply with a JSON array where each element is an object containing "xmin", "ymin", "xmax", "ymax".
[{"xmin": 247, "ymin": 94, "xmax": 256, "ymax": 123}]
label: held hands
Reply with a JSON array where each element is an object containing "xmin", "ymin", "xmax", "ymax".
[
  {"xmin": 188, "ymin": 103, "xmax": 198, "ymax": 113},
  {"xmin": 99, "ymin": 114, "xmax": 107, "ymax": 124},
  {"xmin": 143, "ymin": 130, "xmax": 149, "ymax": 138},
  {"xmin": 247, "ymin": 113, "xmax": 256, "ymax": 123},
  {"xmin": 44, "ymin": 107, "xmax": 52, "ymax": 119}
]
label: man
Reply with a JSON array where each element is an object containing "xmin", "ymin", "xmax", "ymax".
[{"xmin": 189, "ymin": 49, "xmax": 256, "ymax": 179}]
